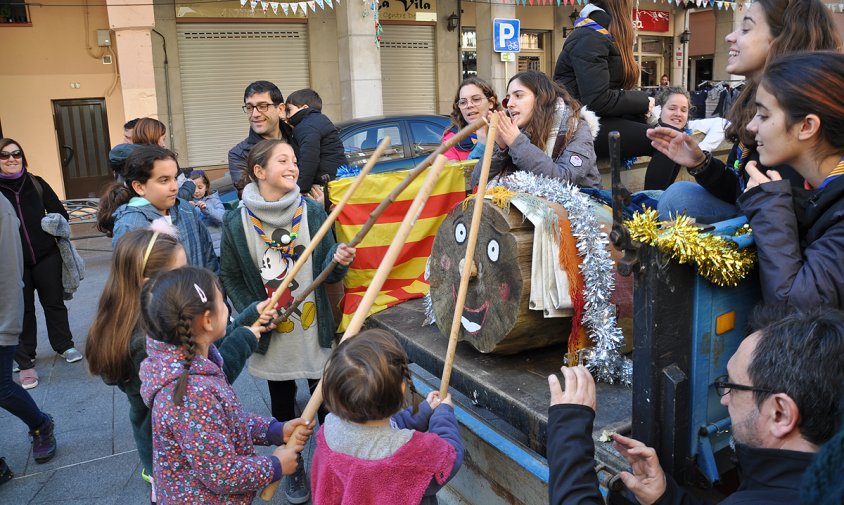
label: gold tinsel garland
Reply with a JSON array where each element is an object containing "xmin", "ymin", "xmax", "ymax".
[{"xmin": 625, "ymin": 209, "xmax": 756, "ymax": 287}]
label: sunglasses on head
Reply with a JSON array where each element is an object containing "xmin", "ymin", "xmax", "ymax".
[{"xmin": 0, "ymin": 150, "xmax": 22, "ymax": 161}]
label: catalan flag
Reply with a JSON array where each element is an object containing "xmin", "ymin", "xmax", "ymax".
[{"xmin": 328, "ymin": 164, "xmax": 467, "ymax": 331}]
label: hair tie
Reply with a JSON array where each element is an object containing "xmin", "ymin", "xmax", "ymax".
[{"xmin": 141, "ymin": 231, "xmax": 160, "ymax": 271}]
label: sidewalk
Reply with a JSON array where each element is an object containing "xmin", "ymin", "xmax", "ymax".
[{"xmin": 0, "ymin": 232, "xmax": 312, "ymax": 504}]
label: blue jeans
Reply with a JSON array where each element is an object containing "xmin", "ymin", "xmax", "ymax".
[
  {"xmin": 657, "ymin": 181, "xmax": 740, "ymax": 224},
  {"xmin": 0, "ymin": 345, "xmax": 46, "ymax": 429}
]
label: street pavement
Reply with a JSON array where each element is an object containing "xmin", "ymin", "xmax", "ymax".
[{"xmin": 0, "ymin": 231, "xmax": 315, "ymax": 505}]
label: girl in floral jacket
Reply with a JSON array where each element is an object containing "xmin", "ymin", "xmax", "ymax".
[{"xmin": 139, "ymin": 266, "xmax": 312, "ymax": 504}]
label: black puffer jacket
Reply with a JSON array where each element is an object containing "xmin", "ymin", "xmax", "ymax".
[
  {"xmin": 737, "ymin": 175, "xmax": 844, "ymax": 309},
  {"xmin": 0, "ymin": 170, "xmax": 67, "ymax": 266},
  {"xmin": 288, "ymin": 107, "xmax": 346, "ymax": 192},
  {"xmin": 553, "ymin": 8, "xmax": 649, "ymax": 118}
]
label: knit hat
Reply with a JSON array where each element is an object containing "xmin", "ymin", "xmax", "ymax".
[{"xmin": 108, "ymin": 143, "xmax": 140, "ymax": 175}]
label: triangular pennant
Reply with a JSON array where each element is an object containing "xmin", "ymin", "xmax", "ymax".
[
  {"xmin": 315, "ymin": 0, "xmax": 324, "ymax": 8},
  {"xmin": 282, "ymin": 2, "xmax": 289, "ymax": 14},
  {"xmin": 291, "ymin": 2, "xmax": 298, "ymax": 12},
  {"xmin": 308, "ymin": 0, "xmax": 316, "ymax": 11},
  {"xmin": 240, "ymin": 0, "xmax": 247, "ymax": 5},
  {"xmin": 270, "ymin": 1, "xmax": 279, "ymax": 13},
  {"xmin": 261, "ymin": 0, "xmax": 269, "ymax": 13},
  {"xmin": 250, "ymin": 0, "xmax": 258, "ymax": 12}
]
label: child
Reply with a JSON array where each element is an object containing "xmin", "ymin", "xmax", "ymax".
[
  {"xmin": 313, "ymin": 329, "xmax": 464, "ymax": 504},
  {"xmin": 139, "ymin": 266, "xmax": 312, "ymax": 504},
  {"xmin": 189, "ymin": 170, "xmax": 225, "ymax": 257},
  {"xmin": 220, "ymin": 138, "xmax": 355, "ymax": 503},
  {"xmin": 736, "ymin": 51, "xmax": 844, "ymax": 309},
  {"xmin": 97, "ymin": 145, "xmax": 219, "ymax": 273},
  {"xmin": 285, "ymin": 88, "xmax": 346, "ymax": 194},
  {"xmin": 85, "ymin": 228, "xmax": 275, "ymax": 503}
]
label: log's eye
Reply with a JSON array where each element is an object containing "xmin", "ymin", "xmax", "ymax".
[
  {"xmin": 454, "ymin": 222, "xmax": 467, "ymax": 244},
  {"xmin": 487, "ymin": 239, "xmax": 500, "ymax": 262}
]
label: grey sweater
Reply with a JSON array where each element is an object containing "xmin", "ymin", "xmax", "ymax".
[{"xmin": 0, "ymin": 195, "xmax": 25, "ymax": 346}]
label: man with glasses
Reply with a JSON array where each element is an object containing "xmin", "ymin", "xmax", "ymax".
[
  {"xmin": 546, "ymin": 305, "xmax": 844, "ymax": 505},
  {"xmin": 227, "ymin": 80, "xmax": 293, "ymax": 186}
]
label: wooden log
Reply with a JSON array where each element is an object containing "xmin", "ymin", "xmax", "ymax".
[{"xmin": 429, "ymin": 201, "xmax": 569, "ymax": 354}]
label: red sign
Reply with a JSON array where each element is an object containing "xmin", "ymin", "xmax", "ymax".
[{"xmin": 634, "ymin": 9, "xmax": 670, "ymax": 33}]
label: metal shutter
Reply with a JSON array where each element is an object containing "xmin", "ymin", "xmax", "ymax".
[
  {"xmin": 380, "ymin": 25, "xmax": 436, "ymax": 115},
  {"xmin": 176, "ymin": 23, "xmax": 309, "ymax": 167}
]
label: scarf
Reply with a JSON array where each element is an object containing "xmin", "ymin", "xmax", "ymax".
[
  {"xmin": 575, "ymin": 4, "xmax": 611, "ymax": 40},
  {"xmin": 447, "ymin": 126, "xmax": 478, "ymax": 152},
  {"xmin": 240, "ymin": 182, "xmax": 305, "ymax": 270}
]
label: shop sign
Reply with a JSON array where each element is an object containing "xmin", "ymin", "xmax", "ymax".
[
  {"xmin": 634, "ymin": 9, "xmax": 670, "ymax": 33},
  {"xmin": 378, "ymin": 0, "xmax": 437, "ymax": 21}
]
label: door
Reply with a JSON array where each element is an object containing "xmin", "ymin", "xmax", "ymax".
[{"xmin": 52, "ymin": 99, "xmax": 113, "ymax": 199}]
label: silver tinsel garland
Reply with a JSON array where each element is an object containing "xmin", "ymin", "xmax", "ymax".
[{"xmin": 497, "ymin": 172, "xmax": 632, "ymax": 386}]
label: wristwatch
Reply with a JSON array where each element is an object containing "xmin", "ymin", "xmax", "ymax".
[{"xmin": 687, "ymin": 151, "xmax": 712, "ymax": 176}]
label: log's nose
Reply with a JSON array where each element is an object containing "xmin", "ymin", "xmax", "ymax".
[{"xmin": 458, "ymin": 258, "xmax": 478, "ymax": 279}]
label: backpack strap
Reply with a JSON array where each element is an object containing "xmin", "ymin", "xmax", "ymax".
[{"xmin": 29, "ymin": 174, "xmax": 44, "ymax": 202}]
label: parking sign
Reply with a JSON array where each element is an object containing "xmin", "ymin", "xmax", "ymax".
[{"xmin": 493, "ymin": 18, "xmax": 520, "ymax": 53}]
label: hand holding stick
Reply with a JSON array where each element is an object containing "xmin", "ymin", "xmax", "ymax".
[
  {"xmin": 252, "ymin": 137, "xmax": 388, "ymax": 328},
  {"xmin": 439, "ymin": 113, "xmax": 499, "ymax": 398},
  {"xmin": 259, "ymin": 156, "xmax": 450, "ymax": 501}
]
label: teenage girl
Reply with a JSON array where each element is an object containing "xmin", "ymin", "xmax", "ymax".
[
  {"xmin": 97, "ymin": 145, "xmax": 219, "ymax": 273},
  {"xmin": 443, "ymin": 77, "xmax": 499, "ymax": 161},
  {"xmin": 736, "ymin": 51, "xmax": 844, "ymax": 309},
  {"xmin": 219, "ymin": 138, "xmax": 354, "ymax": 502},
  {"xmin": 139, "ymin": 266, "xmax": 312, "ymax": 504},
  {"xmin": 189, "ymin": 170, "xmax": 225, "ymax": 257},
  {"xmin": 643, "ymin": 87, "xmax": 692, "ymax": 191},
  {"xmin": 312, "ymin": 329, "xmax": 464, "ymax": 504},
  {"xmin": 470, "ymin": 70, "xmax": 602, "ymax": 189},
  {"xmin": 85, "ymin": 228, "xmax": 276, "ymax": 501},
  {"xmin": 648, "ymin": 0, "xmax": 841, "ymax": 223}
]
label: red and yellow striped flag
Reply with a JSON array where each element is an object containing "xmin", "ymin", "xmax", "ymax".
[{"xmin": 328, "ymin": 164, "xmax": 466, "ymax": 331}]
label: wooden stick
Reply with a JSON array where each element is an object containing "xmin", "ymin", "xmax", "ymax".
[
  {"xmin": 270, "ymin": 118, "xmax": 488, "ymax": 325},
  {"xmin": 259, "ymin": 156, "xmax": 449, "ymax": 501},
  {"xmin": 439, "ymin": 113, "xmax": 500, "ymax": 398},
  {"xmin": 251, "ymin": 137, "xmax": 388, "ymax": 328}
]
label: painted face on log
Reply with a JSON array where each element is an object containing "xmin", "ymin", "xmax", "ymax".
[{"xmin": 429, "ymin": 201, "xmax": 524, "ymax": 351}]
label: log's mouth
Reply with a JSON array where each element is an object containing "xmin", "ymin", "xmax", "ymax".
[{"xmin": 453, "ymin": 283, "xmax": 489, "ymax": 334}]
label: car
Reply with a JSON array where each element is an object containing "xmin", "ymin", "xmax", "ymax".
[{"xmin": 336, "ymin": 114, "xmax": 452, "ymax": 174}]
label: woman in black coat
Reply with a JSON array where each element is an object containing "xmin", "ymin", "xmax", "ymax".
[
  {"xmin": 0, "ymin": 138, "xmax": 81, "ymax": 389},
  {"xmin": 553, "ymin": 0, "xmax": 658, "ymax": 161}
]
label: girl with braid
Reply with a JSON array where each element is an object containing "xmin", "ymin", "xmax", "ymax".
[
  {"xmin": 139, "ymin": 266, "xmax": 313, "ymax": 504},
  {"xmin": 311, "ymin": 329, "xmax": 464, "ymax": 505},
  {"xmin": 86, "ymin": 227, "xmax": 278, "ymax": 503}
]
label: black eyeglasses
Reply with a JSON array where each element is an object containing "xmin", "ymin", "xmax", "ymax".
[
  {"xmin": 242, "ymin": 103, "xmax": 275, "ymax": 114},
  {"xmin": 0, "ymin": 150, "xmax": 22, "ymax": 160},
  {"xmin": 712, "ymin": 375, "xmax": 775, "ymax": 397}
]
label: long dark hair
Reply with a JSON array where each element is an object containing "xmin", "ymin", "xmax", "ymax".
[
  {"xmin": 322, "ymin": 329, "xmax": 420, "ymax": 423},
  {"xmin": 0, "ymin": 137, "xmax": 29, "ymax": 169},
  {"xmin": 589, "ymin": 0, "xmax": 638, "ymax": 89},
  {"xmin": 725, "ymin": 0, "xmax": 841, "ymax": 145},
  {"xmin": 96, "ymin": 145, "xmax": 178, "ymax": 236},
  {"xmin": 760, "ymin": 52, "xmax": 844, "ymax": 156},
  {"xmin": 86, "ymin": 229, "xmax": 183, "ymax": 384},
  {"xmin": 140, "ymin": 266, "xmax": 223, "ymax": 405},
  {"xmin": 447, "ymin": 77, "xmax": 499, "ymax": 132},
  {"xmin": 508, "ymin": 70, "xmax": 583, "ymax": 152}
]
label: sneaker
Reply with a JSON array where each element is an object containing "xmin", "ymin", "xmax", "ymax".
[
  {"xmin": 0, "ymin": 458, "xmax": 13, "ymax": 486},
  {"xmin": 284, "ymin": 455, "xmax": 310, "ymax": 504},
  {"xmin": 141, "ymin": 467, "xmax": 154, "ymax": 485},
  {"xmin": 20, "ymin": 368, "xmax": 38, "ymax": 390},
  {"xmin": 61, "ymin": 347, "xmax": 83, "ymax": 363},
  {"xmin": 30, "ymin": 414, "xmax": 57, "ymax": 464}
]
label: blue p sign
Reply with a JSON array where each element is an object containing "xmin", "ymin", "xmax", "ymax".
[{"xmin": 493, "ymin": 18, "xmax": 520, "ymax": 53}]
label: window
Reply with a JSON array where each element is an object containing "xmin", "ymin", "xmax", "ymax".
[
  {"xmin": 461, "ymin": 28, "xmax": 477, "ymax": 80},
  {"xmin": 409, "ymin": 121, "xmax": 444, "ymax": 157},
  {"xmin": 341, "ymin": 123, "xmax": 405, "ymax": 168},
  {"xmin": 0, "ymin": 0, "xmax": 30, "ymax": 24}
]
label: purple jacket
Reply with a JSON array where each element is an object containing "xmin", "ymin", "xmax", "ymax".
[{"xmin": 140, "ymin": 338, "xmax": 282, "ymax": 504}]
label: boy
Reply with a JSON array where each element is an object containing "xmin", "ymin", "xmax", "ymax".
[{"xmin": 285, "ymin": 89, "xmax": 346, "ymax": 193}]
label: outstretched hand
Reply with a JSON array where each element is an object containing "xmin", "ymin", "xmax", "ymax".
[
  {"xmin": 548, "ymin": 365, "xmax": 597, "ymax": 412},
  {"xmin": 647, "ymin": 127, "xmax": 705, "ymax": 168},
  {"xmin": 612, "ymin": 433, "xmax": 667, "ymax": 505}
]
